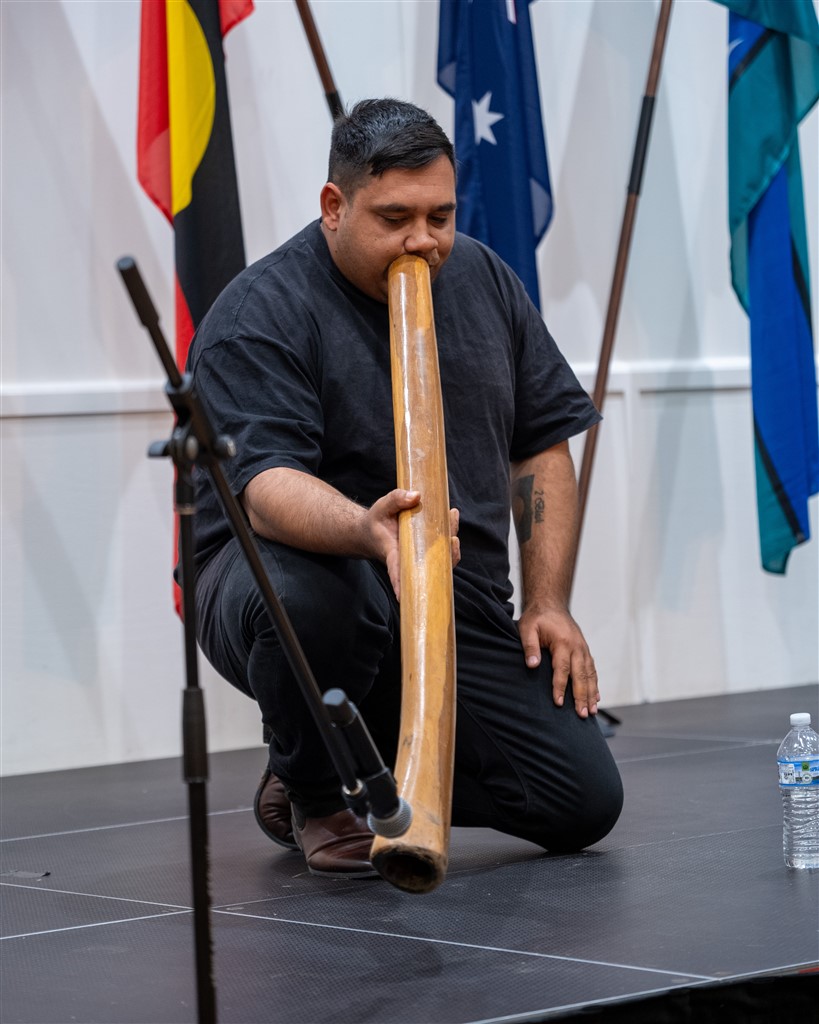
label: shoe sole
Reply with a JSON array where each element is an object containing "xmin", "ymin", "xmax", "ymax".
[{"xmin": 305, "ymin": 863, "xmax": 381, "ymax": 879}]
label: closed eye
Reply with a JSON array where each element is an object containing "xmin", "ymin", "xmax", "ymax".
[{"xmin": 381, "ymin": 214, "xmax": 451, "ymax": 228}]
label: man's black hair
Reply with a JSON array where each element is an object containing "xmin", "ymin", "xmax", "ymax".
[{"xmin": 328, "ymin": 98, "xmax": 455, "ymax": 196}]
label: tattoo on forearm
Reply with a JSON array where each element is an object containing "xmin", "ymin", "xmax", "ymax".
[
  {"xmin": 534, "ymin": 488, "xmax": 545, "ymax": 524},
  {"xmin": 514, "ymin": 475, "xmax": 546, "ymax": 543},
  {"xmin": 514, "ymin": 474, "xmax": 534, "ymax": 543}
]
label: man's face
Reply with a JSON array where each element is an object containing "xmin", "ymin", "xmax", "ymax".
[{"xmin": 320, "ymin": 155, "xmax": 457, "ymax": 303}]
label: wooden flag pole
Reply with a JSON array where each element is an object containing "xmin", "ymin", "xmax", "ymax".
[
  {"xmin": 294, "ymin": 0, "xmax": 344, "ymax": 120},
  {"xmin": 572, "ymin": 0, "xmax": 674, "ymax": 590}
]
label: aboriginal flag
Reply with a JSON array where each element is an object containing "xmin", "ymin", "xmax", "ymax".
[
  {"xmin": 138, "ymin": 0, "xmax": 252, "ymax": 612},
  {"xmin": 138, "ymin": 0, "xmax": 252, "ymax": 372}
]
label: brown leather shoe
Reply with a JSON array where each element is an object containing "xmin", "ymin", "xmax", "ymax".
[
  {"xmin": 254, "ymin": 769, "xmax": 298, "ymax": 851},
  {"xmin": 292, "ymin": 806, "xmax": 379, "ymax": 878}
]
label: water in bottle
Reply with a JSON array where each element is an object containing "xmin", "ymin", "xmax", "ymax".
[{"xmin": 776, "ymin": 712, "xmax": 819, "ymax": 869}]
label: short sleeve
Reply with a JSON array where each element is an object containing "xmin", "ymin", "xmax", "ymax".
[
  {"xmin": 194, "ymin": 331, "xmax": 324, "ymax": 497},
  {"xmin": 509, "ymin": 287, "xmax": 600, "ymax": 460}
]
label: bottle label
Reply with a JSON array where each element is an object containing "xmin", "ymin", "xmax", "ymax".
[{"xmin": 778, "ymin": 758, "xmax": 819, "ymax": 787}]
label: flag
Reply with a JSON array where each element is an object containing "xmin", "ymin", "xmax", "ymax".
[
  {"xmin": 437, "ymin": 0, "xmax": 553, "ymax": 309},
  {"xmin": 138, "ymin": 0, "xmax": 252, "ymax": 372},
  {"xmin": 712, "ymin": 0, "xmax": 819, "ymax": 573},
  {"xmin": 138, "ymin": 0, "xmax": 252, "ymax": 613}
]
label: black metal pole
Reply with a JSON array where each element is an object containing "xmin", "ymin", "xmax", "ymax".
[
  {"xmin": 176, "ymin": 468, "xmax": 216, "ymax": 1024},
  {"xmin": 122, "ymin": 257, "xmax": 216, "ymax": 1023}
]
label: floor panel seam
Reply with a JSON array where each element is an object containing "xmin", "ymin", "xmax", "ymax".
[
  {"xmin": 615, "ymin": 741, "xmax": 775, "ymax": 763},
  {"xmin": 211, "ymin": 909, "xmax": 718, "ymax": 982},
  {"xmin": 466, "ymin": 980, "xmax": 732, "ymax": 1024},
  {"xmin": 0, "ymin": 909, "xmax": 191, "ymax": 942},
  {"xmin": 1, "ymin": 880, "xmax": 191, "ymax": 910},
  {"xmin": 615, "ymin": 733, "xmax": 778, "ymax": 745},
  {"xmin": 213, "ymin": 885, "xmax": 367, "ymax": 910},
  {"xmin": 606, "ymin": 823, "xmax": 779, "ymax": 851},
  {"xmin": 0, "ymin": 806, "xmax": 249, "ymax": 843},
  {"xmin": 474, "ymin": 960, "xmax": 819, "ymax": 1024},
  {"xmin": 709, "ymin": 960, "xmax": 819, "ymax": 981}
]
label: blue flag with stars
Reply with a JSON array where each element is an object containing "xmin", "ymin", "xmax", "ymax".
[
  {"xmin": 437, "ymin": 0, "xmax": 553, "ymax": 309},
  {"xmin": 713, "ymin": 0, "xmax": 819, "ymax": 573}
]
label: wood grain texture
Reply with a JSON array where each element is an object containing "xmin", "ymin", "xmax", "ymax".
[{"xmin": 370, "ymin": 255, "xmax": 456, "ymax": 894}]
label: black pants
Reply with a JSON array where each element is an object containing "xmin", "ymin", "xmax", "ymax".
[{"xmin": 195, "ymin": 537, "xmax": 623, "ymax": 851}]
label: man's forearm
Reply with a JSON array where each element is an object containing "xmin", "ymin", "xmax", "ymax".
[
  {"xmin": 243, "ymin": 466, "xmax": 373, "ymax": 557},
  {"xmin": 511, "ymin": 441, "xmax": 579, "ymax": 610},
  {"xmin": 511, "ymin": 442, "xmax": 599, "ymax": 716},
  {"xmin": 242, "ymin": 467, "xmax": 422, "ymax": 599}
]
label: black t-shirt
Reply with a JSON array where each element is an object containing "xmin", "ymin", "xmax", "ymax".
[{"xmin": 187, "ymin": 220, "xmax": 600, "ymax": 610}]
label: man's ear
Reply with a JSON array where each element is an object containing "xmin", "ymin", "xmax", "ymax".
[{"xmin": 320, "ymin": 182, "xmax": 344, "ymax": 229}]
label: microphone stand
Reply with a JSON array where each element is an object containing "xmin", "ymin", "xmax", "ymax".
[{"xmin": 116, "ymin": 257, "xmax": 409, "ymax": 1024}]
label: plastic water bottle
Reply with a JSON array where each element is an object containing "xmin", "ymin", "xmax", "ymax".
[{"xmin": 776, "ymin": 712, "xmax": 819, "ymax": 869}]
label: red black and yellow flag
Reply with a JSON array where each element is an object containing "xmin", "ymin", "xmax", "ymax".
[
  {"xmin": 137, "ymin": 0, "xmax": 253, "ymax": 371},
  {"xmin": 138, "ymin": 0, "xmax": 252, "ymax": 613}
]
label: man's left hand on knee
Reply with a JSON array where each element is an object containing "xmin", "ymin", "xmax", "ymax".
[{"xmin": 517, "ymin": 605, "xmax": 600, "ymax": 718}]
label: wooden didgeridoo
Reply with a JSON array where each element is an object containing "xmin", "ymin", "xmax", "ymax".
[{"xmin": 370, "ymin": 255, "xmax": 457, "ymax": 895}]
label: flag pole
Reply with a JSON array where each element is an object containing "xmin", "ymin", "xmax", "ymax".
[
  {"xmin": 294, "ymin": 0, "xmax": 344, "ymax": 120},
  {"xmin": 572, "ymin": 0, "xmax": 674, "ymax": 589}
]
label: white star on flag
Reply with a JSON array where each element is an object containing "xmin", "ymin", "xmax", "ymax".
[{"xmin": 472, "ymin": 92, "xmax": 504, "ymax": 146}]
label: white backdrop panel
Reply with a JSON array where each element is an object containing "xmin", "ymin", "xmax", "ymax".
[{"xmin": 1, "ymin": 0, "xmax": 817, "ymax": 774}]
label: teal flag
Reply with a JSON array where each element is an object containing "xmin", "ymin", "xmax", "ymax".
[{"xmin": 713, "ymin": 0, "xmax": 819, "ymax": 572}]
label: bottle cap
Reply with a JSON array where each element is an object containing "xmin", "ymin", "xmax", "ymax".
[{"xmin": 790, "ymin": 713, "xmax": 811, "ymax": 726}]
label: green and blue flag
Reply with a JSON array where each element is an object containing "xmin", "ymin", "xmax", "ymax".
[{"xmin": 714, "ymin": 0, "xmax": 819, "ymax": 572}]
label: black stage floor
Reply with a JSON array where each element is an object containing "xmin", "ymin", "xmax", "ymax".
[{"xmin": 2, "ymin": 684, "xmax": 818, "ymax": 1023}]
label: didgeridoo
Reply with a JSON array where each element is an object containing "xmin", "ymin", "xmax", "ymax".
[{"xmin": 370, "ymin": 255, "xmax": 457, "ymax": 895}]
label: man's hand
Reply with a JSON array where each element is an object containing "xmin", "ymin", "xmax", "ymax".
[
  {"xmin": 369, "ymin": 492, "xmax": 460, "ymax": 599},
  {"xmin": 365, "ymin": 488, "xmax": 420, "ymax": 599},
  {"xmin": 518, "ymin": 604, "xmax": 600, "ymax": 718}
]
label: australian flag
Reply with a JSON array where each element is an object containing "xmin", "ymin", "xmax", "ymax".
[{"xmin": 437, "ymin": 0, "xmax": 553, "ymax": 309}]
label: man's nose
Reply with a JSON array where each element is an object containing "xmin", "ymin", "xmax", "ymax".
[{"xmin": 404, "ymin": 222, "xmax": 438, "ymax": 259}]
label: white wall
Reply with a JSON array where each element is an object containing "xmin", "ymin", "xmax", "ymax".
[{"xmin": 1, "ymin": 0, "xmax": 817, "ymax": 776}]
